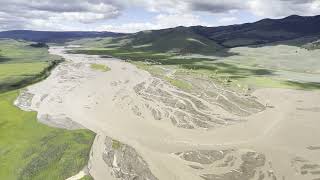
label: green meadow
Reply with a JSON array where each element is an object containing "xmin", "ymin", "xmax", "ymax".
[
  {"xmin": 0, "ymin": 91, "xmax": 95, "ymax": 180},
  {"xmin": 0, "ymin": 39, "xmax": 63, "ymax": 92},
  {"xmin": 69, "ymin": 46, "xmax": 320, "ymax": 91},
  {"xmin": 0, "ymin": 39, "xmax": 95, "ymax": 179}
]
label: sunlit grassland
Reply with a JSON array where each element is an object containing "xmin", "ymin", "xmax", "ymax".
[
  {"xmin": 68, "ymin": 48, "xmax": 172, "ymax": 61},
  {"xmin": 238, "ymin": 76, "xmax": 320, "ymax": 90},
  {"xmin": 0, "ymin": 39, "xmax": 63, "ymax": 92},
  {"xmin": 67, "ymin": 47, "xmax": 320, "ymax": 91},
  {"xmin": 176, "ymin": 62, "xmax": 320, "ymax": 90},
  {"xmin": 0, "ymin": 39, "xmax": 96, "ymax": 179},
  {"xmin": 130, "ymin": 61, "xmax": 166, "ymax": 76},
  {"xmin": 0, "ymin": 39, "xmax": 59, "ymax": 63},
  {"xmin": 219, "ymin": 45, "xmax": 320, "ymax": 74},
  {"xmin": 0, "ymin": 91, "xmax": 95, "ymax": 180},
  {"xmin": 0, "ymin": 60, "xmax": 62, "ymax": 93},
  {"xmin": 0, "ymin": 62, "xmax": 49, "ymax": 85}
]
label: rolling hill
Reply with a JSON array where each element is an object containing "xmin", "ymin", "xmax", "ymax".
[
  {"xmin": 93, "ymin": 15, "xmax": 320, "ymax": 54},
  {"xmin": 121, "ymin": 26, "xmax": 223, "ymax": 54},
  {"xmin": 191, "ymin": 15, "xmax": 320, "ymax": 47},
  {"xmin": 3, "ymin": 15, "xmax": 319, "ymax": 54}
]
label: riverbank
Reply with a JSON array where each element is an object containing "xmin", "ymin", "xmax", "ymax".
[
  {"xmin": 0, "ymin": 41, "xmax": 95, "ymax": 180},
  {"xmin": 18, "ymin": 46, "xmax": 320, "ymax": 180}
]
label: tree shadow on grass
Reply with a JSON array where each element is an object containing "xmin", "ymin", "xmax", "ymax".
[
  {"xmin": 0, "ymin": 55, "xmax": 11, "ymax": 63},
  {"xmin": 284, "ymin": 81, "xmax": 320, "ymax": 90}
]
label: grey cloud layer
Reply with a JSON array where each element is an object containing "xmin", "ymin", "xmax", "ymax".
[
  {"xmin": 0, "ymin": 0, "xmax": 319, "ymax": 31},
  {"xmin": 132, "ymin": 0, "xmax": 319, "ymax": 14},
  {"xmin": 0, "ymin": 0, "xmax": 122, "ymax": 30},
  {"xmin": 189, "ymin": 1, "xmax": 246, "ymax": 13}
]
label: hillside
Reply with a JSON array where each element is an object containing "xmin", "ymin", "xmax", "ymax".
[
  {"xmin": 70, "ymin": 15, "xmax": 320, "ymax": 55},
  {"xmin": 2, "ymin": 15, "xmax": 320, "ymax": 54},
  {"xmin": 121, "ymin": 27, "xmax": 223, "ymax": 54},
  {"xmin": 68, "ymin": 14, "xmax": 320, "ymax": 91},
  {"xmin": 192, "ymin": 15, "xmax": 320, "ymax": 47}
]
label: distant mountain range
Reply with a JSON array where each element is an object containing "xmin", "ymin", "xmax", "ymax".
[
  {"xmin": 191, "ymin": 15, "xmax": 320, "ymax": 47},
  {"xmin": 98, "ymin": 15, "xmax": 320, "ymax": 54},
  {"xmin": 0, "ymin": 30, "xmax": 124, "ymax": 43},
  {"xmin": 1, "ymin": 15, "xmax": 320, "ymax": 52}
]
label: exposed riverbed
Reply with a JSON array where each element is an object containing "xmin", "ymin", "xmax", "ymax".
[{"xmin": 15, "ymin": 46, "xmax": 320, "ymax": 180}]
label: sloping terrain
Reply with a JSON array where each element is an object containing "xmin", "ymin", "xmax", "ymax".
[
  {"xmin": 117, "ymin": 27, "xmax": 223, "ymax": 54},
  {"xmin": 192, "ymin": 15, "xmax": 320, "ymax": 47},
  {"xmin": 67, "ymin": 15, "xmax": 320, "ymax": 93},
  {"xmin": 70, "ymin": 15, "xmax": 320, "ymax": 54},
  {"xmin": 3, "ymin": 15, "xmax": 320, "ymax": 54}
]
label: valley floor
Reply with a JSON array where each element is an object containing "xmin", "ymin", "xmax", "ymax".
[{"xmin": 16, "ymin": 46, "xmax": 320, "ymax": 180}]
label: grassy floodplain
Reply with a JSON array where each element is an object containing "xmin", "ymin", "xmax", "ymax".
[
  {"xmin": 0, "ymin": 39, "xmax": 95, "ymax": 179},
  {"xmin": 0, "ymin": 39, "xmax": 63, "ymax": 92},
  {"xmin": 68, "ymin": 46, "xmax": 320, "ymax": 91},
  {"xmin": 0, "ymin": 91, "xmax": 94, "ymax": 180}
]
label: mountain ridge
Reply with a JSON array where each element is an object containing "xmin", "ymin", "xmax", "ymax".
[
  {"xmin": 1, "ymin": 15, "xmax": 320, "ymax": 52},
  {"xmin": 189, "ymin": 14, "xmax": 320, "ymax": 47},
  {"xmin": 95, "ymin": 15, "xmax": 320, "ymax": 54}
]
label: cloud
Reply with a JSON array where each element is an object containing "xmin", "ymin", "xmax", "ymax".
[
  {"xmin": 0, "ymin": 0, "xmax": 319, "ymax": 31},
  {"xmin": 119, "ymin": 0, "xmax": 319, "ymax": 16},
  {"xmin": 188, "ymin": 0, "xmax": 246, "ymax": 13},
  {"xmin": 97, "ymin": 0, "xmax": 319, "ymax": 33},
  {"xmin": 218, "ymin": 17, "xmax": 239, "ymax": 25},
  {"xmin": 134, "ymin": 0, "xmax": 320, "ymax": 17},
  {"xmin": 248, "ymin": 0, "xmax": 320, "ymax": 17},
  {"xmin": 99, "ymin": 13, "xmax": 210, "ymax": 33},
  {"xmin": 0, "ymin": 0, "xmax": 122, "ymax": 30}
]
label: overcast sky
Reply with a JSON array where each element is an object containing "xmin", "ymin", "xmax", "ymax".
[{"xmin": 0, "ymin": 0, "xmax": 319, "ymax": 32}]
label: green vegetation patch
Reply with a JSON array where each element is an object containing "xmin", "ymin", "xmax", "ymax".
[
  {"xmin": 90, "ymin": 63, "xmax": 111, "ymax": 72},
  {"xmin": 131, "ymin": 61, "xmax": 166, "ymax": 77},
  {"xmin": 68, "ymin": 48, "xmax": 173, "ymax": 62},
  {"xmin": 127, "ymin": 29, "xmax": 223, "ymax": 54},
  {"xmin": 0, "ymin": 91, "xmax": 95, "ymax": 180},
  {"xmin": 165, "ymin": 77, "xmax": 192, "ymax": 90},
  {"xmin": 112, "ymin": 140, "xmax": 121, "ymax": 150},
  {"xmin": 0, "ymin": 39, "xmax": 95, "ymax": 180},
  {"xmin": 80, "ymin": 175, "xmax": 94, "ymax": 180},
  {"xmin": 0, "ymin": 60, "xmax": 62, "ymax": 93},
  {"xmin": 239, "ymin": 76, "xmax": 320, "ymax": 90},
  {"xmin": 0, "ymin": 39, "xmax": 58, "ymax": 64},
  {"xmin": 68, "ymin": 43, "xmax": 320, "ymax": 91},
  {"xmin": 0, "ymin": 62, "xmax": 48, "ymax": 81},
  {"xmin": 180, "ymin": 62, "xmax": 272, "ymax": 77}
]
